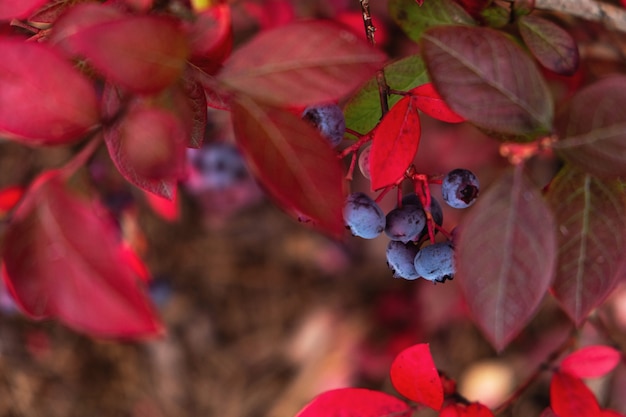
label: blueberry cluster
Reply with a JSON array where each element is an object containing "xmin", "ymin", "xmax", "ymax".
[{"xmin": 343, "ymin": 169, "xmax": 479, "ymax": 283}]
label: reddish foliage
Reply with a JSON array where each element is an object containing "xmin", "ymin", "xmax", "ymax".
[
  {"xmin": 390, "ymin": 343, "xmax": 443, "ymax": 410},
  {"xmin": 560, "ymin": 345, "xmax": 622, "ymax": 379},
  {"xmin": 189, "ymin": 4, "xmax": 233, "ymax": 75},
  {"xmin": 439, "ymin": 402, "xmax": 494, "ymax": 417},
  {"xmin": 550, "ymin": 372, "xmax": 601, "ymax": 417},
  {"xmin": 410, "ymin": 83, "xmax": 465, "ymax": 123},
  {"xmin": 295, "ymin": 388, "xmax": 411, "ymax": 417},
  {"xmin": 0, "ymin": 185, "xmax": 24, "ymax": 217},
  {"xmin": 0, "ymin": 0, "xmax": 47, "ymax": 20}
]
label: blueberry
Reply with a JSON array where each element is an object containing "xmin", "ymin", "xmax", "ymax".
[
  {"xmin": 413, "ymin": 241, "xmax": 455, "ymax": 282},
  {"xmin": 386, "ymin": 241, "xmax": 420, "ymax": 280},
  {"xmin": 441, "ymin": 168, "xmax": 479, "ymax": 209},
  {"xmin": 187, "ymin": 142, "xmax": 248, "ymax": 190},
  {"xmin": 358, "ymin": 144, "xmax": 372, "ymax": 179},
  {"xmin": 343, "ymin": 192, "xmax": 386, "ymax": 239},
  {"xmin": 302, "ymin": 104, "xmax": 346, "ymax": 148},
  {"xmin": 385, "ymin": 205, "xmax": 426, "ymax": 243}
]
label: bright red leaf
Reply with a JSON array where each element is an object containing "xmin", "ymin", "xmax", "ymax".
[
  {"xmin": 410, "ymin": 83, "xmax": 465, "ymax": 123},
  {"xmin": 560, "ymin": 345, "xmax": 622, "ymax": 379},
  {"xmin": 219, "ymin": 20, "xmax": 386, "ymax": 106},
  {"xmin": 294, "ymin": 388, "xmax": 411, "ymax": 417},
  {"xmin": 1, "ymin": 171, "xmax": 163, "ymax": 339},
  {"xmin": 0, "ymin": 185, "xmax": 23, "ymax": 217},
  {"xmin": 62, "ymin": 12, "xmax": 189, "ymax": 93},
  {"xmin": 550, "ymin": 372, "xmax": 601, "ymax": 417},
  {"xmin": 143, "ymin": 188, "xmax": 180, "ymax": 222},
  {"xmin": 370, "ymin": 95, "xmax": 421, "ymax": 190},
  {"xmin": 0, "ymin": 37, "xmax": 99, "ymax": 145},
  {"xmin": 231, "ymin": 96, "xmax": 345, "ymax": 239},
  {"xmin": 390, "ymin": 343, "xmax": 443, "ymax": 410},
  {"xmin": 0, "ymin": 0, "xmax": 47, "ymax": 20},
  {"xmin": 440, "ymin": 403, "xmax": 494, "ymax": 417},
  {"xmin": 189, "ymin": 4, "xmax": 233, "ymax": 75}
]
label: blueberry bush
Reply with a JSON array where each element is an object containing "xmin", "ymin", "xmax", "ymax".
[{"xmin": 1, "ymin": 0, "xmax": 626, "ymax": 416}]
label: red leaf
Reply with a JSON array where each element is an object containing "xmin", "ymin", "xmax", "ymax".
[
  {"xmin": 119, "ymin": 243, "xmax": 151, "ymax": 283},
  {"xmin": 370, "ymin": 96, "xmax": 421, "ymax": 190},
  {"xmin": 65, "ymin": 13, "xmax": 189, "ymax": 93},
  {"xmin": 439, "ymin": 403, "xmax": 494, "ymax": 417},
  {"xmin": 180, "ymin": 72, "xmax": 208, "ymax": 148},
  {"xmin": 295, "ymin": 388, "xmax": 411, "ymax": 417},
  {"xmin": 601, "ymin": 410, "xmax": 626, "ymax": 417},
  {"xmin": 457, "ymin": 166, "xmax": 557, "ymax": 351},
  {"xmin": 0, "ymin": 0, "xmax": 47, "ymax": 20},
  {"xmin": 560, "ymin": 345, "xmax": 622, "ymax": 378},
  {"xmin": 219, "ymin": 20, "xmax": 386, "ymax": 106},
  {"xmin": 231, "ymin": 96, "xmax": 345, "ymax": 238},
  {"xmin": 0, "ymin": 185, "xmax": 23, "ymax": 217},
  {"xmin": 1, "ymin": 171, "xmax": 163, "ymax": 339},
  {"xmin": 390, "ymin": 343, "xmax": 443, "ymax": 410},
  {"xmin": 0, "ymin": 37, "xmax": 99, "ymax": 145},
  {"xmin": 410, "ymin": 83, "xmax": 464, "ymax": 123},
  {"xmin": 143, "ymin": 188, "xmax": 180, "ymax": 222},
  {"xmin": 551, "ymin": 372, "xmax": 601, "ymax": 417},
  {"xmin": 189, "ymin": 4, "xmax": 233, "ymax": 75}
]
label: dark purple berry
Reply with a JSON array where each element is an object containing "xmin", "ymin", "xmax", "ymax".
[
  {"xmin": 413, "ymin": 241, "xmax": 455, "ymax": 282},
  {"xmin": 186, "ymin": 142, "xmax": 248, "ymax": 191},
  {"xmin": 302, "ymin": 104, "xmax": 346, "ymax": 148},
  {"xmin": 385, "ymin": 205, "xmax": 426, "ymax": 243},
  {"xmin": 386, "ymin": 241, "xmax": 420, "ymax": 280},
  {"xmin": 441, "ymin": 169, "xmax": 479, "ymax": 209},
  {"xmin": 343, "ymin": 192, "xmax": 385, "ymax": 239}
]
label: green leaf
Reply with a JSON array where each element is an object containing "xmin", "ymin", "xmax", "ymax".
[
  {"xmin": 546, "ymin": 165, "xmax": 626, "ymax": 325},
  {"xmin": 389, "ymin": 0, "xmax": 475, "ymax": 42},
  {"xmin": 422, "ymin": 26, "xmax": 554, "ymax": 140},
  {"xmin": 553, "ymin": 76, "xmax": 626, "ymax": 178},
  {"xmin": 344, "ymin": 55, "xmax": 429, "ymax": 136},
  {"xmin": 457, "ymin": 165, "xmax": 557, "ymax": 351}
]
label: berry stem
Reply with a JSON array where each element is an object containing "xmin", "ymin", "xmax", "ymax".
[
  {"xmin": 339, "ymin": 133, "xmax": 372, "ymax": 159},
  {"xmin": 359, "ymin": 0, "xmax": 390, "ymax": 116}
]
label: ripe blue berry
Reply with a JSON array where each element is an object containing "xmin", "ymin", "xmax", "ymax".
[
  {"xmin": 401, "ymin": 194, "xmax": 444, "ymax": 229},
  {"xmin": 413, "ymin": 241, "xmax": 455, "ymax": 282},
  {"xmin": 385, "ymin": 205, "xmax": 426, "ymax": 243},
  {"xmin": 343, "ymin": 192, "xmax": 386, "ymax": 239},
  {"xmin": 187, "ymin": 142, "xmax": 247, "ymax": 191},
  {"xmin": 302, "ymin": 104, "xmax": 346, "ymax": 148},
  {"xmin": 441, "ymin": 168, "xmax": 479, "ymax": 209},
  {"xmin": 386, "ymin": 241, "xmax": 420, "ymax": 280}
]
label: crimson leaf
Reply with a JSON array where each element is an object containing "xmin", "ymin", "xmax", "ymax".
[
  {"xmin": 546, "ymin": 165, "xmax": 626, "ymax": 325},
  {"xmin": 189, "ymin": 4, "xmax": 233, "ymax": 75},
  {"xmin": 219, "ymin": 20, "xmax": 386, "ymax": 106},
  {"xmin": 370, "ymin": 95, "xmax": 421, "ymax": 190},
  {"xmin": 0, "ymin": 37, "xmax": 99, "ymax": 145},
  {"xmin": 550, "ymin": 372, "xmax": 601, "ymax": 417},
  {"xmin": 457, "ymin": 166, "xmax": 557, "ymax": 351},
  {"xmin": 1, "ymin": 171, "xmax": 162, "ymax": 339},
  {"xmin": 390, "ymin": 343, "xmax": 443, "ymax": 410},
  {"xmin": 422, "ymin": 26, "xmax": 553, "ymax": 140},
  {"xmin": 410, "ymin": 83, "xmax": 464, "ymax": 123},
  {"xmin": 231, "ymin": 96, "xmax": 345, "ymax": 238},
  {"xmin": 560, "ymin": 345, "xmax": 621, "ymax": 379},
  {"xmin": 0, "ymin": 0, "xmax": 47, "ymax": 20},
  {"xmin": 295, "ymin": 388, "xmax": 410, "ymax": 417}
]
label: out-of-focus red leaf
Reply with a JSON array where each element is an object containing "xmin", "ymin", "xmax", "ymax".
[
  {"xmin": 0, "ymin": 0, "xmax": 47, "ymax": 20},
  {"xmin": 410, "ymin": 83, "xmax": 464, "ymax": 123},
  {"xmin": 219, "ymin": 20, "xmax": 386, "ymax": 106},
  {"xmin": 560, "ymin": 345, "xmax": 622, "ymax": 379},
  {"xmin": 439, "ymin": 403, "xmax": 494, "ymax": 417},
  {"xmin": 231, "ymin": 96, "xmax": 345, "ymax": 238},
  {"xmin": 601, "ymin": 409, "xmax": 626, "ymax": 417},
  {"xmin": 370, "ymin": 95, "xmax": 421, "ymax": 190},
  {"xmin": 1, "ymin": 171, "xmax": 163, "ymax": 339},
  {"xmin": 546, "ymin": 165, "xmax": 626, "ymax": 325},
  {"xmin": 27, "ymin": 0, "xmax": 72, "ymax": 26},
  {"xmin": 0, "ymin": 186, "xmax": 23, "ymax": 217},
  {"xmin": 143, "ymin": 188, "xmax": 180, "ymax": 222},
  {"xmin": 456, "ymin": 0, "xmax": 491, "ymax": 17},
  {"xmin": 189, "ymin": 4, "xmax": 232, "ymax": 75},
  {"xmin": 553, "ymin": 76, "xmax": 626, "ymax": 178},
  {"xmin": 518, "ymin": 15, "xmax": 579, "ymax": 75},
  {"xmin": 180, "ymin": 72, "xmax": 208, "ymax": 148},
  {"xmin": 550, "ymin": 372, "xmax": 601, "ymax": 417},
  {"xmin": 0, "ymin": 38, "xmax": 99, "ymax": 145},
  {"xmin": 189, "ymin": 65, "xmax": 231, "ymax": 110},
  {"xmin": 65, "ymin": 13, "xmax": 189, "ymax": 93},
  {"xmin": 124, "ymin": 0, "xmax": 153, "ymax": 12},
  {"xmin": 390, "ymin": 343, "xmax": 443, "ymax": 410},
  {"xmin": 422, "ymin": 26, "xmax": 553, "ymax": 140},
  {"xmin": 119, "ymin": 243, "xmax": 151, "ymax": 283},
  {"xmin": 457, "ymin": 166, "xmax": 557, "ymax": 351},
  {"xmin": 294, "ymin": 388, "xmax": 411, "ymax": 417},
  {"xmin": 242, "ymin": 0, "xmax": 294, "ymax": 29}
]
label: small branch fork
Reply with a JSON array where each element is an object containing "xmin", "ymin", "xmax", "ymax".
[{"xmin": 359, "ymin": 0, "xmax": 389, "ymax": 115}]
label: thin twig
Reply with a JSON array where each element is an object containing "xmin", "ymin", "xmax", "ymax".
[{"xmin": 359, "ymin": 0, "xmax": 390, "ymax": 115}]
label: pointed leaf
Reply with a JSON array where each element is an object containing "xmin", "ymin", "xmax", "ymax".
[
  {"xmin": 0, "ymin": 38, "xmax": 99, "ymax": 145},
  {"xmin": 219, "ymin": 20, "xmax": 386, "ymax": 106},
  {"xmin": 560, "ymin": 345, "xmax": 622, "ymax": 379},
  {"xmin": 457, "ymin": 166, "xmax": 557, "ymax": 351},
  {"xmin": 409, "ymin": 83, "xmax": 465, "ymax": 123},
  {"xmin": 0, "ymin": 186, "xmax": 23, "ymax": 217},
  {"xmin": 422, "ymin": 26, "xmax": 553, "ymax": 140},
  {"xmin": 1, "ymin": 171, "xmax": 162, "ymax": 338},
  {"xmin": 553, "ymin": 76, "xmax": 626, "ymax": 178},
  {"xmin": 518, "ymin": 15, "xmax": 579, "ymax": 75},
  {"xmin": 68, "ymin": 15, "xmax": 189, "ymax": 93},
  {"xmin": 295, "ymin": 388, "xmax": 410, "ymax": 417},
  {"xmin": 388, "ymin": 0, "xmax": 475, "ymax": 42},
  {"xmin": 390, "ymin": 343, "xmax": 443, "ymax": 410},
  {"xmin": 189, "ymin": 4, "xmax": 233, "ymax": 75},
  {"xmin": 546, "ymin": 165, "xmax": 626, "ymax": 324},
  {"xmin": 550, "ymin": 372, "xmax": 601, "ymax": 417},
  {"xmin": 344, "ymin": 54, "xmax": 429, "ymax": 136},
  {"xmin": 0, "ymin": 0, "xmax": 48, "ymax": 20},
  {"xmin": 231, "ymin": 96, "xmax": 345, "ymax": 238},
  {"xmin": 143, "ymin": 188, "xmax": 180, "ymax": 222},
  {"xmin": 370, "ymin": 95, "xmax": 421, "ymax": 190}
]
